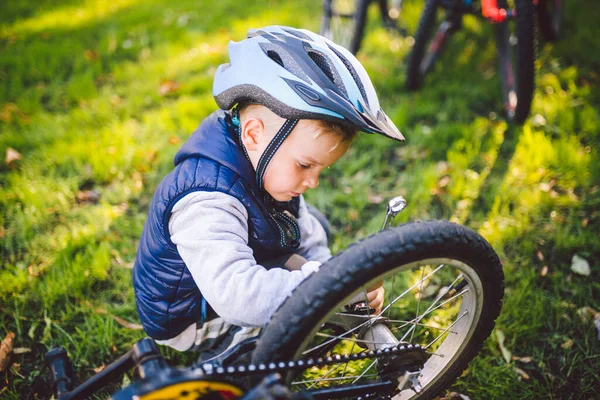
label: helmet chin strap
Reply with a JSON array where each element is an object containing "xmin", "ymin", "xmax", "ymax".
[{"xmin": 255, "ymin": 119, "xmax": 299, "ymax": 192}]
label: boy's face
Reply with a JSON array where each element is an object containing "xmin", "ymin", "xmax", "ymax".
[{"xmin": 243, "ymin": 119, "xmax": 351, "ymax": 202}]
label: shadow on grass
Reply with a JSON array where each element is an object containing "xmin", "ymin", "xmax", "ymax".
[{"xmin": 466, "ymin": 123, "xmax": 521, "ymax": 225}]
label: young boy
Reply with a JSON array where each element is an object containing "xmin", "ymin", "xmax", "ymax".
[{"xmin": 132, "ymin": 26, "xmax": 404, "ymax": 356}]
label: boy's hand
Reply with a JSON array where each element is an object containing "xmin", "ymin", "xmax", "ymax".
[{"xmin": 366, "ymin": 281, "xmax": 385, "ymax": 315}]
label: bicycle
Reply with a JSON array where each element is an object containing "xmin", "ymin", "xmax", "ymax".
[
  {"xmin": 46, "ymin": 196, "xmax": 504, "ymax": 399},
  {"xmin": 405, "ymin": 0, "xmax": 536, "ymax": 124},
  {"xmin": 320, "ymin": 0, "xmax": 406, "ymax": 54},
  {"xmin": 536, "ymin": 0, "xmax": 563, "ymax": 42}
]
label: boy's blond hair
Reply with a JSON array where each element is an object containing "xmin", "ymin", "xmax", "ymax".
[{"xmin": 238, "ymin": 103, "xmax": 357, "ymax": 147}]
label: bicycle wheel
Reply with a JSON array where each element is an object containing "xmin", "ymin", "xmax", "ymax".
[
  {"xmin": 405, "ymin": 0, "xmax": 453, "ymax": 90},
  {"xmin": 320, "ymin": 0, "xmax": 370, "ymax": 54},
  {"xmin": 495, "ymin": 0, "xmax": 536, "ymax": 124},
  {"xmin": 536, "ymin": 0, "xmax": 563, "ymax": 42},
  {"xmin": 253, "ymin": 221, "xmax": 504, "ymax": 399}
]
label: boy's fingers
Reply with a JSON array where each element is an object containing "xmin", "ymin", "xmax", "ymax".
[
  {"xmin": 367, "ymin": 280, "xmax": 384, "ymax": 292},
  {"xmin": 367, "ymin": 287, "xmax": 385, "ymax": 313}
]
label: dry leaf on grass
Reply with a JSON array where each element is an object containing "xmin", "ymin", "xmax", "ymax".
[
  {"xmin": 5, "ymin": 147, "xmax": 21, "ymax": 165},
  {"xmin": 92, "ymin": 364, "xmax": 106, "ymax": 373},
  {"xmin": 515, "ymin": 367, "xmax": 530, "ymax": 380},
  {"xmin": 540, "ymin": 265, "xmax": 549, "ymax": 277},
  {"xmin": 95, "ymin": 308, "xmax": 142, "ymax": 330},
  {"xmin": 576, "ymin": 307, "xmax": 600, "ymax": 340},
  {"xmin": 159, "ymin": 80, "xmax": 180, "ymax": 96},
  {"xmin": 561, "ymin": 339, "xmax": 574, "ymax": 349},
  {"xmin": 512, "ymin": 355, "xmax": 533, "ymax": 363},
  {"xmin": 84, "ymin": 49, "xmax": 99, "ymax": 61},
  {"xmin": 0, "ymin": 332, "xmax": 16, "ymax": 372},
  {"xmin": 438, "ymin": 393, "xmax": 471, "ymax": 400},
  {"xmin": 12, "ymin": 347, "xmax": 31, "ymax": 355},
  {"xmin": 77, "ymin": 190, "xmax": 101, "ymax": 204},
  {"xmin": 368, "ymin": 194, "xmax": 384, "ymax": 204},
  {"xmin": 571, "ymin": 254, "xmax": 590, "ymax": 276},
  {"xmin": 495, "ymin": 329, "xmax": 512, "ymax": 364}
]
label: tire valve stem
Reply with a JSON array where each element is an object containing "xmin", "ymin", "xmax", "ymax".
[
  {"xmin": 410, "ymin": 374, "xmax": 423, "ymax": 393},
  {"xmin": 381, "ymin": 196, "xmax": 407, "ymax": 230}
]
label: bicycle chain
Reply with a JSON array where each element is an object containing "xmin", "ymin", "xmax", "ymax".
[{"xmin": 198, "ymin": 343, "xmax": 428, "ymax": 379}]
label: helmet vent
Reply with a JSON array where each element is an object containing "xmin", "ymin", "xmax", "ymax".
[
  {"xmin": 327, "ymin": 44, "xmax": 370, "ymax": 109},
  {"xmin": 282, "ymin": 28, "xmax": 313, "ymax": 41},
  {"xmin": 307, "ymin": 50, "xmax": 335, "ymax": 84},
  {"xmin": 267, "ymin": 50, "xmax": 285, "ymax": 67}
]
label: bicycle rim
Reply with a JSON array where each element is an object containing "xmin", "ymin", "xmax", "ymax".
[
  {"xmin": 405, "ymin": 0, "xmax": 448, "ymax": 90},
  {"xmin": 320, "ymin": 0, "xmax": 369, "ymax": 54},
  {"xmin": 288, "ymin": 258, "xmax": 484, "ymax": 398},
  {"xmin": 495, "ymin": 0, "xmax": 535, "ymax": 124}
]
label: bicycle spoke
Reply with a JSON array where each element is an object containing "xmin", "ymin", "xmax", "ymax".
[
  {"xmin": 307, "ymin": 362, "xmax": 345, "ymax": 389},
  {"xmin": 352, "ymin": 359, "xmax": 378, "ymax": 383},
  {"xmin": 379, "ymin": 264, "xmax": 446, "ymax": 317},
  {"xmin": 388, "ymin": 321, "xmax": 458, "ymax": 334},
  {"xmin": 292, "ymin": 374, "xmax": 379, "ymax": 386},
  {"xmin": 425, "ymin": 310, "xmax": 469, "ymax": 350},
  {"xmin": 400, "ymin": 287, "xmax": 470, "ymax": 342},
  {"xmin": 411, "ymin": 266, "xmax": 427, "ymax": 342},
  {"xmin": 315, "ymin": 332, "xmax": 403, "ymax": 346}
]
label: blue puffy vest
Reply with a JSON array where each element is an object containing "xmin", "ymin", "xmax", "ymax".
[{"xmin": 133, "ymin": 110, "xmax": 300, "ymax": 340}]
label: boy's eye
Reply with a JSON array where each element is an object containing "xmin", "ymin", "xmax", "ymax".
[{"xmin": 297, "ymin": 162, "xmax": 311, "ymax": 169}]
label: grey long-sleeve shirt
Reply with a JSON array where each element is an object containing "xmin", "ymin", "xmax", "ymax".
[{"xmin": 168, "ymin": 191, "xmax": 331, "ymax": 329}]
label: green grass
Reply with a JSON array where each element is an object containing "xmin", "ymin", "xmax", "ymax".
[{"xmin": 1, "ymin": 0, "xmax": 599, "ymax": 398}]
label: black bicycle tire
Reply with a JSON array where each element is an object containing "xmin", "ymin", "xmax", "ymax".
[
  {"xmin": 495, "ymin": 0, "xmax": 536, "ymax": 124},
  {"xmin": 320, "ymin": 0, "xmax": 370, "ymax": 54},
  {"xmin": 253, "ymin": 220, "xmax": 504, "ymax": 399},
  {"xmin": 536, "ymin": 0, "xmax": 563, "ymax": 42},
  {"xmin": 405, "ymin": 0, "xmax": 442, "ymax": 90}
]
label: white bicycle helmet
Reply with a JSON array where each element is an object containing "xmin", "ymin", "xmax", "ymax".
[{"xmin": 213, "ymin": 25, "xmax": 404, "ymax": 142}]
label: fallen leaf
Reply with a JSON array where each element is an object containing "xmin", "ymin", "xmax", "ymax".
[
  {"xmin": 92, "ymin": 364, "xmax": 106, "ymax": 373},
  {"xmin": 582, "ymin": 218, "xmax": 589, "ymax": 227},
  {"xmin": 169, "ymin": 136, "xmax": 180, "ymax": 145},
  {"xmin": 438, "ymin": 176, "xmax": 451, "ymax": 188},
  {"xmin": 536, "ymin": 251, "xmax": 544, "ymax": 261},
  {"xmin": 12, "ymin": 347, "xmax": 31, "ymax": 355},
  {"xmin": 0, "ymin": 332, "xmax": 15, "ymax": 372},
  {"xmin": 159, "ymin": 79, "xmax": 180, "ymax": 96},
  {"xmin": 561, "ymin": 339, "xmax": 573, "ymax": 349},
  {"xmin": 515, "ymin": 367, "xmax": 530, "ymax": 380},
  {"xmin": 84, "ymin": 49, "xmax": 99, "ymax": 61},
  {"xmin": 77, "ymin": 190, "xmax": 101, "ymax": 204},
  {"xmin": 571, "ymin": 254, "xmax": 590, "ymax": 276},
  {"xmin": 347, "ymin": 209, "xmax": 359, "ymax": 221},
  {"xmin": 576, "ymin": 306, "xmax": 598, "ymax": 320},
  {"xmin": 540, "ymin": 266, "xmax": 548, "ymax": 277},
  {"xmin": 5, "ymin": 147, "xmax": 21, "ymax": 165},
  {"xmin": 368, "ymin": 194, "xmax": 384, "ymax": 204},
  {"xmin": 95, "ymin": 308, "xmax": 143, "ymax": 330},
  {"xmin": 439, "ymin": 393, "xmax": 471, "ymax": 400},
  {"xmin": 512, "ymin": 355, "xmax": 533, "ymax": 363},
  {"xmin": 0, "ymin": 103, "xmax": 19, "ymax": 123},
  {"xmin": 495, "ymin": 330, "xmax": 512, "ymax": 364},
  {"xmin": 110, "ymin": 95, "xmax": 122, "ymax": 106}
]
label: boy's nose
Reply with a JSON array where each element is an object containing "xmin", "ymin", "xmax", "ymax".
[{"xmin": 303, "ymin": 177, "xmax": 319, "ymax": 189}]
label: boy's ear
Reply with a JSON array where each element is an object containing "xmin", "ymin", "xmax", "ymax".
[{"xmin": 241, "ymin": 117, "xmax": 264, "ymax": 151}]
